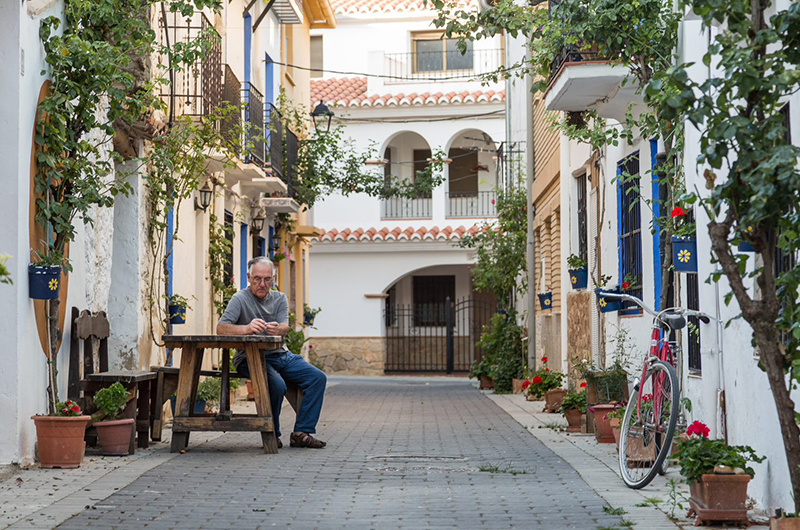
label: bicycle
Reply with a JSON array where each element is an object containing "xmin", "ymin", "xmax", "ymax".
[{"xmin": 599, "ymin": 291, "xmax": 711, "ymax": 489}]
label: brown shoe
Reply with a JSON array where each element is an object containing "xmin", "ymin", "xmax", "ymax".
[
  {"xmin": 277, "ymin": 438, "xmax": 283, "ymax": 449},
  {"xmin": 290, "ymin": 432, "xmax": 326, "ymax": 448}
]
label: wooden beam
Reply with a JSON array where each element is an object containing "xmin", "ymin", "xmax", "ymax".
[{"xmin": 172, "ymin": 417, "xmax": 273, "ymax": 432}]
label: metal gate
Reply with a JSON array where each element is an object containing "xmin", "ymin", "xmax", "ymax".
[{"xmin": 384, "ymin": 297, "xmax": 496, "ymax": 373}]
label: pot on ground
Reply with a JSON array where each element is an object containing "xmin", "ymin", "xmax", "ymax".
[
  {"xmin": 591, "ymin": 404, "xmax": 617, "ymax": 443},
  {"xmin": 31, "ymin": 415, "xmax": 91, "ymax": 468},
  {"xmin": 544, "ymin": 388, "xmax": 567, "ymax": 413},
  {"xmin": 563, "ymin": 408, "xmax": 582, "ymax": 432},
  {"xmin": 689, "ymin": 474, "xmax": 751, "ymax": 525},
  {"xmin": 512, "ymin": 379, "xmax": 526, "ymax": 395},
  {"xmin": 479, "ymin": 375, "xmax": 494, "ymax": 390},
  {"xmin": 771, "ymin": 515, "xmax": 800, "ymax": 530},
  {"xmin": 610, "ymin": 417, "xmax": 621, "ymax": 449},
  {"xmin": 94, "ymin": 418, "xmax": 134, "ymax": 456},
  {"xmin": 246, "ymin": 379, "xmax": 254, "ymax": 401}
]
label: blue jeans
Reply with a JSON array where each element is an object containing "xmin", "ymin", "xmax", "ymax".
[{"xmin": 235, "ymin": 351, "xmax": 326, "ymax": 439}]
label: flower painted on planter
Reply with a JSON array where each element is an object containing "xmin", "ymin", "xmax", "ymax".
[
  {"xmin": 571, "ymin": 276, "xmax": 577, "ymax": 284},
  {"xmin": 687, "ymin": 420, "xmax": 710, "ymax": 438},
  {"xmin": 544, "ymin": 298, "xmax": 551, "ymax": 306},
  {"xmin": 670, "ymin": 206, "xmax": 686, "ymax": 218},
  {"xmin": 48, "ymin": 278, "xmax": 58, "ymax": 291},
  {"xmin": 522, "ymin": 381, "xmax": 531, "ymax": 390},
  {"xmin": 678, "ymin": 249, "xmax": 691, "ymax": 263},
  {"xmin": 580, "ymin": 382, "xmax": 587, "ymax": 388},
  {"xmin": 599, "ymin": 298, "xmax": 607, "ymax": 308},
  {"xmin": 532, "ymin": 376, "xmax": 543, "ymax": 384},
  {"xmin": 541, "ymin": 357, "xmax": 548, "ymax": 363}
]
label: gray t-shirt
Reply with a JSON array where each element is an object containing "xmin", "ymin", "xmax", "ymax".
[{"xmin": 219, "ymin": 289, "xmax": 289, "ymax": 368}]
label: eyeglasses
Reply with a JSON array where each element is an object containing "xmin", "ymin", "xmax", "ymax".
[{"xmin": 250, "ymin": 276, "xmax": 273, "ymax": 285}]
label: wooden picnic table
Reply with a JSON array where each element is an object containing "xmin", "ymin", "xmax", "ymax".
[{"xmin": 162, "ymin": 335, "xmax": 282, "ymax": 454}]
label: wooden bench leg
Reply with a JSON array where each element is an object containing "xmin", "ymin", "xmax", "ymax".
[
  {"xmin": 136, "ymin": 381, "xmax": 150, "ymax": 449},
  {"xmin": 123, "ymin": 395, "xmax": 137, "ymax": 456},
  {"xmin": 245, "ymin": 343, "xmax": 278, "ymax": 454},
  {"xmin": 171, "ymin": 344, "xmax": 201, "ymax": 453},
  {"xmin": 150, "ymin": 372, "xmax": 164, "ymax": 441}
]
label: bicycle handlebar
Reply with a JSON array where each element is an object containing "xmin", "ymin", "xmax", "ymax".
[{"xmin": 599, "ymin": 291, "xmax": 713, "ymax": 324}]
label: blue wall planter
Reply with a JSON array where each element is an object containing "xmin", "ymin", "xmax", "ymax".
[
  {"xmin": 169, "ymin": 397, "xmax": 206, "ymax": 415},
  {"xmin": 28, "ymin": 265, "xmax": 62, "ymax": 300},
  {"xmin": 672, "ymin": 236, "xmax": 698, "ymax": 273},
  {"xmin": 538, "ymin": 292, "xmax": 553, "ymax": 311},
  {"xmin": 569, "ymin": 268, "xmax": 588, "ymax": 290},
  {"xmin": 168, "ymin": 304, "xmax": 186, "ymax": 324},
  {"xmin": 595, "ymin": 288, "xmax": 622, "ymax": 313},
  {"xmin": 738, "ymin": 241, "xmax": 755, "ymax": 252},
  {"xmin": 303, "ymin": 315, "xmax": 315, "ymax": 327}
]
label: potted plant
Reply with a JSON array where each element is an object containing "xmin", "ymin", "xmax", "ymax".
[
  {"xmin": 594, "ymin": 274, "xmax": 622, "ymax": 313},
  {"xmin": 28, "ymin": 252, "xmax": 63, "ymax": 300},
  {"xmin": 31, "ymin": 399, "xmax": 92, "ymax": 468},
  {"xmin": 303, "ymin": 304, "xmax": 321, "ymax": 327},
  {"xmin": 92, "ymin": 382, "xmax": 134, "ymax": 456},
  {"xmin": 561, "ymin": 388, "xmax": 587, "ymax": 432},
  {"xmin": 675, "ymin": 421, "xmax": 764, "ymax": 525},
  {"xmin": 567, "ymin": 254, "xmax": 588, "ymax": 290},
  {"xmin": 469, "ymin": 358, "xmax": 494, "ymax": 390},
  {"xmin": 669, "ymin": 205, "xmax": 698, "ymax": 273},
  {"xmin": 526, "ymin": 357, "xmax": 566, "ymax": 411},
  {"xmin": 607, "ymin": 402, "xmax": 626, "ymax": 448},
  {"xmin": 537, "ymin": 291, "xmax": 553, "ymax": 311},
  {"xmin": 167, "ymin": 294, "xmax": 190, "ymax": 325},
  {"xmin": 771, "ymin": 510, "xmax": 800, "ymax": 530}
]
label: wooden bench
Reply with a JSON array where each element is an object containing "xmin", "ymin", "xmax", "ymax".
[
  {"xmin": 150, "ymin": 366, "xmax": 303, "ymax": 442},
  {"xmin": 67, "ymin": 308, "xmax": 156, "ymax": 454}
]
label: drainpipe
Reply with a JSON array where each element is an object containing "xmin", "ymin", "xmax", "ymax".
[
  {"xmin": 505, "ymin": 33, "xmax": 513, "ymax": 189},
  {"xmin": 525, "ymin": 41, "xmax": 536, "ymax": 369}
]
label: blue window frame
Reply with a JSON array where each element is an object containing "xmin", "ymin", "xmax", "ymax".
[{"xmin": 617, "ymin": 152, "xmax": 643, "ymax": 314}]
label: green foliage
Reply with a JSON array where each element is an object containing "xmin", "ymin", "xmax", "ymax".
[
  {"xmin": 469, "ymin": 358, "xmax": 493, "ymax": 380},
  {"xmin": 477, "ymin": 310, "xmax": 525, "ymax": 393},
  {"xmin": 167, "ymin": 293, "xmax": 191, "ymax": 309},
  {"xmin": 93, "ymin": 382, "xmax": 130, "ymax": 421},
  {"xmin": 560, "ymin": 390, "xmax": 587, "ymax": 413},
  {"xmin": 458, "ymin": 186, "xmax": 528, "ymax": 302},
  {"xmin": 527, "ymin": 357, "xmax": 565, "ymax": 398},
  {"xmin": 54, "ymin": 399, "xmax": 83, "ymax": 417},
  {"xmin": 285, "ymin": 313, "xmax": 310, "ymax": 354},
  {"xmin": 674, "ymin": 435, "xmax": 764, "ymax": 485},
  {"xmin": 196, "ymin": 377, "xmax": 220, "ymax": 404},
  {"xmin": 566, "ymin": 254, "xmax": 587, "ymax": 270},
  {"xmin": 303, "ymin": 304, "xmax": 322, "ymax": 323},
  {"xmin": 208, "ymin": 212, "xmax": 237, "ymax": 318},
  {"xmin": 0, "ymin": 255, "xmax": 11, "ymax": 285}
]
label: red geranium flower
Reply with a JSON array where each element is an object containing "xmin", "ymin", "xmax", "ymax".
[
  {"xmin": 621, "ymin": 281, "xmax": 630, "ymax": 291},
  {"xmin": 545, "ymin": 368, "xmax": 550, "ymax": 372},
  {"xmin": 491, "ymin": 199, "xmax": 496, "ymax": 205},
  {"xmin": 532, "ymin": 376, "xmax": 543, "ymax": 384},
  {"xmin": 670, "ymin": 206, "xmax": 686, "ymax": 218},
  {"xmin": 71, "ymin": 405, "xmax": 80, "ymax": 413},
  {"xmin": 522, "ymin": 381, "xmax": 531, "ymax": 390},
  {"xmin": 541, "ymin": 356, "xmax": 548, "ymax": 363},
  {"xmin": 642, "ymin": 393, "xmax": 653, "ymax": 403},
  {"xmin": 580, "ymin": 382, "xmax": 587, "ymax": 388},
  {"xmin": 687, "ymin": 420, "xmax": 710, "ymax": 438}
]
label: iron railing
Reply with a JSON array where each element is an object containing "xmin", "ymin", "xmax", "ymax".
[
  {"xmin": 381, "ymin": 197, "xmax": 432, "ymax": 219},
  {"xmin": 220, "ymin": 64, "xmax": 241, "ymax": 145},
  {"xmin": 267, "ymin": 103, "xmax": 284, "ymax": 179},
  {"xmin": 383, "ymin": 48, "xmax": 504, "ymax": 84},
  {"xmin": 618, "ymin": 153, "xmax": 643, "ymax": 314},
  {"xmin": 446, "ymin": 191, "xmax": 497, "ymax": 218},
  {"xmin": 243, "ymin": 83, "xmax": 266, "ymax": 167},
  {"xmin": 159, "ymin": 11, "xmax": 222, "ymax": 119},
  {"xmin": 286, "ymin": 128, "xmax": 299, "ymax": 198}
]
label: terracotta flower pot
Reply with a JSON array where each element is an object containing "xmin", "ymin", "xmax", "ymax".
[
  {"xmin": 610, "ymin": 417, "xmax": 621, "ymax": 449},
  {"xmin": 94, "ymin": 418, "xmax": 134, "ymax": 456},
  {"xmin": 591, "ymin": 404, "xmax": 617, "ymax": 443},
  {"xmin": 544, "ymin": 388, "xmax": 567, "ymax": 413},
  {"xmin": 621, "ymin": 431, "xmax": 657, "ymax": 466},
  {"xmin": 689, "ymin": 474, "xmax": 751, "ymax": 524},
  {"xmin": 771, "ymin": 516, "xmax": 800, "ymax": 530},
  {"xmin": 31, "ymin": 415, "xmax": 91, "ymax": 468},
  {"xmin": 512, "ymin": 379, "xmax": 526, "ymax": 395},
  {"xmin": 246, "ymin": 380, "xmax": 254, "ymax": 401},
  {"xmin": 563, "ymin": 408, "xmax": 582, "ymax": 432},
  {"xmin": 479, "ymin": 375, "xmax": 494, "ymax": 390}
]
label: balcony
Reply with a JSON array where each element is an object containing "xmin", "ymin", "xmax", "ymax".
[
  {"xmin": 271, "ymin": 0, "xmax": 304, "ymax": 24},
  {"xmin": 447, "ymin": 191, "xmax": 497, "ymax": 218},
  {"xmin": 267, "ymin": 104, "xmax": 285, "ymax": 180},
  {"xmin": 383, "ymin": 48, "xmax": 504, "ymax": 85},
  {"xmin": 381, "ymin": 197, "xmax": 432, "ymax": 220},
  {"xmin": 243, "ymin": 83, "xmax": 266, "ymax": 168}
]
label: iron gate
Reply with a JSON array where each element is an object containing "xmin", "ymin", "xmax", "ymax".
[{"xmin": 384, "ymin": 297, "xmax": 496, "ymax": 373}]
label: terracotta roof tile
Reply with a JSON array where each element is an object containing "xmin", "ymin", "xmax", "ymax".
[
  {"xmin": 315, "ymin": 225, "xmax": 481, "ymax": 243},
  {"xmin": 311, "ymin": 78, "xmax": 504, "ymax": 108},
  {"xmin": 330, "ymin": 0, "xmax": 478, "ymax": 15}
]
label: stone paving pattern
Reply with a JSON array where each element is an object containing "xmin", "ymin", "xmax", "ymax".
[{"xmin": 57, "ymin": 379, "xmax": 624, "ymax": 529}]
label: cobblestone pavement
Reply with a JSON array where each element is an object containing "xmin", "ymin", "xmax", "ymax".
[{"xmin": 56, "ymin": 378, "xmax": 625, "ymax": 529}]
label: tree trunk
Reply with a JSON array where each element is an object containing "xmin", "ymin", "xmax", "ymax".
[{"xmin": 47, "ymin": 297, "xmax": 60, "ymax": 415}]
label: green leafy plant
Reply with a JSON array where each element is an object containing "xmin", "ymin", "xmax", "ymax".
[
  {"xmin": 0, "ymin": 255, "xmax": 11, "ymax": 285},
  {"xmin": 93, "ymin": 382, "xmax": 130, "ymax": 421},
  {"xmin": 167, "ymin": 293, "xmax": 191, "ymax": 309},
  {"xmin": 527, "ymin": 356, "xmax": 565, "ymax": 399},
  {"xmin": 594, "ymin": 274, "xmax": 613, "ymax": 288},
  {"xmin": 476, "ymin": 309, "xmax": 525, "ymax": 393},
  {"xmin": 606, "ymin": 402, "xmax": 627, "ymax": 422},
  {"xmin": 196, "ymin": 378, "xmax": 221, "ymax": 405},
  {"xmin": 303, "ymin": 304, "xmax": 322, "ymax": 323},
  {"xmin": 560, "ymin": 390, "xmax": 587, "ymax": 413},
  {"xmin": 566, "ymin": 254, "xmax": 588, "ymax": 270},
  {"xmin": 674, "ymin": 421, "xmax": 764, "ymax": 484},
  {"xmin": 468, "ymin": 358, "xmax": 493, "ymax": 380},
  {"xmin": 54, "ymin": 399, "xmax": 83, "ymax": 417},
  {"xmin": 285, "ymin": 313, "xmax": 310, "ymax": 354}
]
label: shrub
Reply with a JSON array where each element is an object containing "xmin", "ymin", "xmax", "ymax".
[
  {"xmin": 477, "ymin": 310, "xmax": 525, "ymax": 393},
  {"xmin": 93, "ymin": 382, "xmax": 130, "ymax": 421}
]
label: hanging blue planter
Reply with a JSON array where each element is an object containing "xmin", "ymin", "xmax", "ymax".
[
  {"xmin": 169, "ymin": 397, "xmax": 206, "ymax": 415},
  {"xmin": 595, "ymin": 288, "xmax": 622, "ymax": 313},
  {"xmin": 538, "ymin": 292, "xmax": 553, "ymax": 311},
  {"xmin": 28, "ymin": 265, "xmax": 62, "ymax": 300},
  {"xmin": 168, "ymin": 304, "xmax": 186, "ymax": 324},
  {"xmin": 672, "ymin": 236, "xmax": 698, "ymax": 273},
  {"xmin": 569, "ymin": 268, "xmax": 588, "ymax": 290}
]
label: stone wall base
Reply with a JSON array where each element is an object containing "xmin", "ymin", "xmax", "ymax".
[{"xmin": 308, "ymin": 337, "xmax": 384, "ymax": 376}]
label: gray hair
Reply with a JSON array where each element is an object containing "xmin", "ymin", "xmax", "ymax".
[{"xmin": 247, "ymin": 257, "xmax": 276, "ymax": 276}]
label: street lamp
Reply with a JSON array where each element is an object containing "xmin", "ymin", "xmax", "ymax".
[
  {"xmin": 251, "ymin": 209, "xmax": 266, "ymax": 232},
  {"xmin": 310, "ymin": 101, "xmax": 334, "ymax": 134},
  {"xmin": 194, "ymin": 180, "xmax": 213, "ymax": 211}
]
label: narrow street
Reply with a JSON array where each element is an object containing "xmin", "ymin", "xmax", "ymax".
[{"xmin": 39, "ymin": 378, "xmax": 626, "ymax": 529}]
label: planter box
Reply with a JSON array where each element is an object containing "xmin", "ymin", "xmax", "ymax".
[
  {"xmin": 564, "ymin": 408, "xmax": 582, "ymax": 432},
  {"xmin": 31, "ymin": 415, "xmax": 91, "ymax": 468},
  {"xmin": 771, "ymin": 517, "xmax": 800, "ymax": 530},
  {"xmin": 94, "ymin": 418, "xmax": 134, "ymax": 456},
  {"xmin": 610, "ymin": 417, "xmax": 621, "ymax": 449},
  {"xmin": 168, "ymin": 304, "xmax": 186, "ymax": 325},
  {"xmin": 538, "ymin": 292, "xmax": 553, "ymax": 311},
  {"xmin": 591, "ymin": 404, "xmax": 617, "ymax": 443},
  {"xmin": 689, "ymin": 474, "xmax": 751, "ymax": 524},
  {"xmin": 595, "ymin": 288, "xmax": 622, "ymax": 313},
  {"xmin": 738, "ymin": 241, "xmax": 755, "ymax": 252},
  {"xmin": 478, "ymin": 375, "xmax": 494, "ymax": 390},
  {"xmin": 569, "ymin": 268, "xmax": 588, "ymax": 290},
  {"xmin": 512, "ymin": 379, "xmax": 527, "ymax": 395},
  {"xmin": 28, "ymin": 265, "xmax": 62, "ymax": 300},
  {"xmin": 544, "ymin": 388, "xmax": 567, "ymax": 413},
  {"xmin": 672, "ymin": 236, "xmax": 698, "ymax": 273}
]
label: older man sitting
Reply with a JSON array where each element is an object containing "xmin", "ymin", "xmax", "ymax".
[{"xmin": 216, "ymin": 257, "xmax": 327, "ymax": 449}]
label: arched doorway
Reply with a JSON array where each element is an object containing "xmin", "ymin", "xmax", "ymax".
[
  {"xmin": 380, "ymin": 131, "xmax": 433, "ymax": 220},
  {"xmin": 446, "ymin": 129, "xmax": 498, "ymax": 218}
]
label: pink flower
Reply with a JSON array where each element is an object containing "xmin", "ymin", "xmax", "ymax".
[
  {"xmin": 491, "ymin": 199, "xmax": 495, "ymax": 205},
  {"xmin": 687, "ymin": 421, "xmax": 710, "ymax": 438}
]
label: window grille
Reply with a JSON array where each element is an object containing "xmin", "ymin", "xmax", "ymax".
[
  {"xmin": 687, "ymin": 273, "xmax": 702, "ymax": 373},
  {"xmin": 224, "ymin": 210, "xmax": 234, "ymax": 288},
  {"xmin": 576, "ymin": 173, "xmax": 588, "ymax": 264},
  {"xmin": 617, "ymin": 153, "xmax": 643, "ymax": 313}
]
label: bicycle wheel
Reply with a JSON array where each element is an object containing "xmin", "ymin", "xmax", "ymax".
[{"xmin": 618, "ymin": 360, "xmax": 679, "ymax": 489}]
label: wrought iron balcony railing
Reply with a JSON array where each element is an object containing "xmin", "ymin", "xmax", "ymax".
[
  {"xmin": 446, "ymin": 191, "xmax": 497, "ymax": 218},
  {"xmin": 243, "ymin": 83, "xmax": 266, "ymax": 167},
  {"xmin": 286, "ymin": 128, "xmax": 299, "ymax": 199},
  {"xmin": 549, "ymin": 44, "xmax": 602, "ymax": 82},
  {"xmin": 383, "ymin": 48, "xmax": 504, "ymax": 84},
  {"xmin": 267, "ymin": 103, "xmax": 284, "ymax": 179},
  {"xmin": 381, "ymin": 197, "xmax": 433, "ymax": 219},
  {"xmin": 220, "ymin": 64, "xmax": 241, "ymax": 145}
]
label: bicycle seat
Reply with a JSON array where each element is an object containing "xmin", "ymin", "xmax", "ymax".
[{"xmin": 660, "ymin": 312, "xmax": 686, "ymax": 330}]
